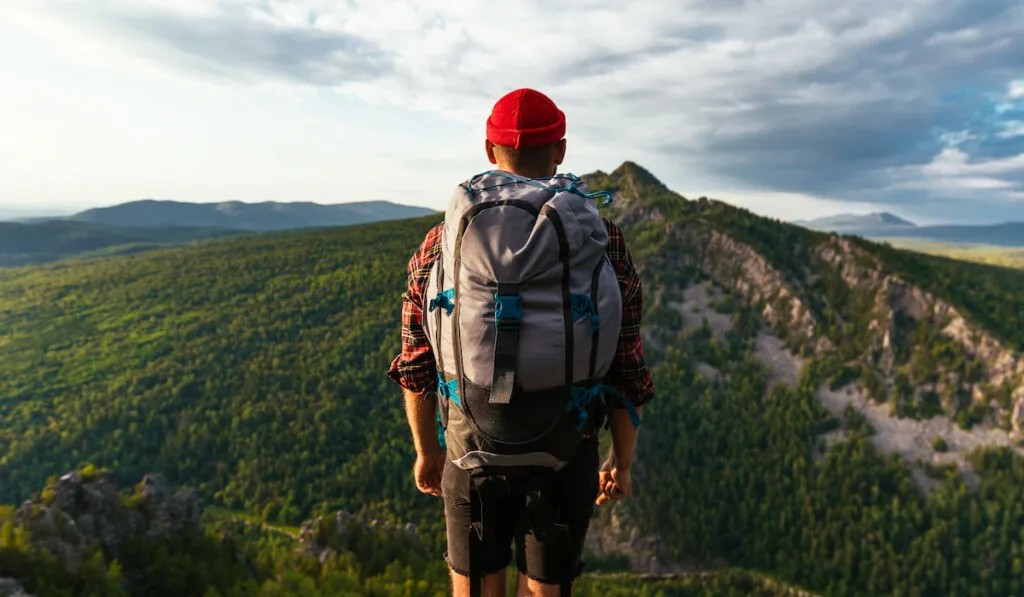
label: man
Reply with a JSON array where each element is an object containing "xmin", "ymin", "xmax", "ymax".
[{"xmin": 387, "ymin": 88, "xmax": 654, "ymax": 597}]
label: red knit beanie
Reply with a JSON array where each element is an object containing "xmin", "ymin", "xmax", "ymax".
[{"xmin": 486, "ymin": 88, "xmax": 566, "ymax": 150}]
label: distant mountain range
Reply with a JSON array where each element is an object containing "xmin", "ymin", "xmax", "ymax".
[
  {"xmin": 795, "ymin": 212, "xmax": 916, "ymax": 232},
  {"xmin": 0, "ymin": 199, "xmax": 438, "ymax": 267},
  {"xmin": 69, "ymin": 199, "xmax": 436, "ymax": 230},
  {"xmin": 797, "ymin": 212, "xmax": 1024, "ymax": 247}
]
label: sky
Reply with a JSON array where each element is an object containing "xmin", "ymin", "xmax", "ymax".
[{"xmin": 2, "ymin": 0, "xmax": 1023, "ymax": 225}]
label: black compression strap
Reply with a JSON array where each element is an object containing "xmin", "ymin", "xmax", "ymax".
[
  {"xmin": 489, "ymin": 283, "xmax": 520, "ymax": 405},
  {"xmin": 588, "ymin": 259, "xmax": 604, "ymax": 379},
  {"xmin": 468, "ymin": 473, "xmax": 486, "ymax": 597},
  {"xmin": 434, "ymin": 247, "xmax": 446, "ymax": 380},
  {"xmin": 541, "ymin": 206, "xmax": 573, "ymax": 386}
]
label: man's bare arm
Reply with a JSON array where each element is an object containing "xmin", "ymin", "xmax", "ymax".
[
  {"xmin": 403, "ymin": 388, "xmax": 440, "ymax": 455},
  {"xmin": 608, "ymin": 405, "xmax": 643, "ymax": 470}
]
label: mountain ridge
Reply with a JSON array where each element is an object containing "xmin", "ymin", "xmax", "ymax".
[
  {"xmin": 796, "ymin": 212, "xmax": 917, "ymax": 230},
  {"xmin": 71, "ymin": 198, "xmax": 437, "ymax": 230},
  {"xmin": 3, "ymin": 161, "xmax": 1024, "ymax": 595}
]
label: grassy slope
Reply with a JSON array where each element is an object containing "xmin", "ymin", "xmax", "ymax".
[{"xmin": 881, "ymin": 238, "xmax": 1024, "ymax": 269}]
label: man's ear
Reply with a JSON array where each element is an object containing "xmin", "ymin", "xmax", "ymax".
[
  {"xmin": 554, "ymin": 138, "xmax": 567, "ymax": 165},
  {"xmin": 485, "ymin": 139, "xmax": 498, "ymax": 165}
]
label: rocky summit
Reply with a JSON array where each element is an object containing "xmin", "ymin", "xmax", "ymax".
[{"xmin": 14, "ymin": 469, "xmax": 201, "ymax": 578}]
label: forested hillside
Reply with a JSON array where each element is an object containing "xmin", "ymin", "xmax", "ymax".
[
  {"xmin": 2, "ymin": 467, "xmax": 801, "ymax": 596},
  {"xmin": 0, "ymin": 220, "xmax": 244, "ymax": 267},
  {"xmin": 3, "ymin": 162, "xmax": 1024, "ymax": 596}
]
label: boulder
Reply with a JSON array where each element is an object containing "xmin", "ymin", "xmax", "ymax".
[{"xmin": 0, "ymin": 578, "xmax": 33, "ymax": 597}]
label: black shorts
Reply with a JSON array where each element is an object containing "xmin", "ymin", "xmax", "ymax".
[{"xmin": 441, "ymin": 438, "xmax": 600, "ymax": 585}]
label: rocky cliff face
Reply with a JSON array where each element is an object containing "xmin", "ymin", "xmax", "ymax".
[
  {"xmin": 813, "ymin": 237, "xmax": 1024, "ymax": 433},
  {"xmin": 13, "ymin": 470, "xmax": 202, "ymax": 576},
  {"xmin": 642, "ymin": 218, "xmax": 832, "ymax": 356}
]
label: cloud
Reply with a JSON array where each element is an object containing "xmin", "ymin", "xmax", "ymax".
[
  {"xmin": 14, "ymin": 0, "xmax": 1024, "ymax": 223},
  {"xmin": 1009, "ymin": 80, "xmax": 1024, "ymax": 99},
  {"xmin": 29, "ymin": 2, "xmax": 393, "ymax": 86}
]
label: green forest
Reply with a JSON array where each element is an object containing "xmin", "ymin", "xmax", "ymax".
[{"xmin": 3, "ymin": 163, "xmax": 1024, "ymax": 595}]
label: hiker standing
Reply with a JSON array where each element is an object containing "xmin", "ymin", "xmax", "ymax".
[{"xmin": 388, "ymin": 88, "xmax": 654, "ymax": 597}]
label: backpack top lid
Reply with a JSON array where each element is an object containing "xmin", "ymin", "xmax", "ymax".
[{"xmin": 441, "ymin": 170, "xmax": 613, "ymax": 263}]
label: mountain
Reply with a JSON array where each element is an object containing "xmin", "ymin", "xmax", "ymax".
[
  {"xmin": 3, "ymin": 162, "xmax": 1024, "ymax": 596},
  {"xmin": 800, "ymin": 212, "xmax": 1024, "ymax": 247},
  {"xmin": 71, "ymin": 199, "xmax": 437, "ymax": 231},
  {"xmin": 0, "ymin": 220, "xmax": 245, "ymax": 268},
  {"xmin": 796, "ymin": 211, "xmax": 917, "ymax": 232}
]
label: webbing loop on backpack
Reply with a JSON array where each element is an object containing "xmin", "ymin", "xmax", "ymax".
[
  {"xmin": 490, "ymin": 284, "xmax": 521, "ymax": 405},
  {"xmin": 567, "ymin": 386, "xmax": 600, "ymax": 431},
  {"xmin": 570, "ymin": 293, "xmax": 600, "ymax": 336},
  {"xmin": 601, "ymin": 385, "xmax": 642, "ymax": 430},
  {"xmin": 437, "ymin": 372, "xmax": 461, "ymax": 407},
  {"xmin": 435, "ymin": 409, "xmax": 446, "ymax": 450},
  {"xmin": 567, "ymin": 385, "xmax": 642, "ymax": 431},
  {"xmin": 429, "ymin": 288, "xmax": 455, "ymax": 316}
]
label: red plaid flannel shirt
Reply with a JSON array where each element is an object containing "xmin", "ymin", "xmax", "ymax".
[{"xmin": 387, "ymin": 218, "xmax": 654, "ymax": 408}]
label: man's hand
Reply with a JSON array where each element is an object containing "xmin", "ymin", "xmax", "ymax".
[
  {"xmin": 414, "ymin": 445, "xmax": 445, "ymax": 497},
  {"xmin": 596, "ymin": 466, "xmax": 632, "ymax": 505},
  {"xmin": 596, "ymin": 405, "xmax": 641, "ymax": 506},
  {"xmin": 596, "ymin": 450, "xmax": 632, "ymax": 506},
  {"xmin": 403, "ymin": 387, "xmax": 445, "ymax": 497}
]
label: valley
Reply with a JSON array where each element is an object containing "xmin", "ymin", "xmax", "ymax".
[{"xmin": 3, "ymin": 162, "xmax": 1024, "ymax": 596}]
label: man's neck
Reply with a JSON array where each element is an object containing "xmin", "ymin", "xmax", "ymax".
[{"xmin": 496, "ymin": 164, "xmax": 557, "ymax": 179}]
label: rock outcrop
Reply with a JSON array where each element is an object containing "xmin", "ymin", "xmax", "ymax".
[
  {"xmin": 584, "ymin": 508, "xmax": 664, "ymax": 574},
  {"xmin": 297, "ymin": 510, "xmax": 419, "ymax": 565},
  {"xmin": 814, "ymin": 237, "xmax": 1024, "ymax": 431},
  {"xmin": 14, "ymin": 470, "xmax": 203, "ymax": 574},
  {"xmin": 0, "ymin": 579, "xmax": 33, "ymax": 597}
]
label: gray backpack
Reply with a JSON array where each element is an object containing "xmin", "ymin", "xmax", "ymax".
[{"xmin": 423, "ymin": 170, "xmax": 633, "ymax": 473}]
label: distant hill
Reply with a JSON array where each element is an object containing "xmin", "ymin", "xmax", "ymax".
[
  {"xmin": 799, "ymin": 211, "xmax": 1024, "ymax": 247},
  {"xmin": 0, "ymin": 199, "xmax": 438, "ymax": 267},
  {"xmin": 0, "ymin": 220, "xmax": 244, "ymax": 267},
  {"xmin": 71, "ymin": 199, "xmax": 437, "ymax": 231},
  {"xmin": 796, "ymin": 211, "xmax": 917, "ymax": 232}
]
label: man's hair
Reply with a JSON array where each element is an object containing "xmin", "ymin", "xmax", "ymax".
[{"xmin": 492, "ymin": 142, "xmax": 560, "ymax": 172}]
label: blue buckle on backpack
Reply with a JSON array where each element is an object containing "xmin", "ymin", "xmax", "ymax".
[
  {"xmin": 494, "ymin": 293, "xmax": 522, "ymax": 330},
  {"xmin": 429, "ymin": 289, "xmax": 455, "ymax": 316},
  {"xmin": 437, "ymin": 372, "xmax": 460, "ymax": 407}
]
